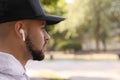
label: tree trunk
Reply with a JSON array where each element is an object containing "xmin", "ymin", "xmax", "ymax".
[
  {"xmin": 92, "ymin": 0, "xmax": 101, "ymax": 52},
  {"xmin": 102, "ymin": 39, "xmax": 107, "ymax": 52},
  {"xmin": 95, "ymin": 14, "xmax": 101, "ymax": 52}
]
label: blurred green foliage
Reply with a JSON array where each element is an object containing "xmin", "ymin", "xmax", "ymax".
[
  {"xmin": 40, "ymin": 0, "xmax": 120, "ymax": 52},
  {"xmin": 58, "ymin": 41, "xmax": 82, "ymax": 51}
]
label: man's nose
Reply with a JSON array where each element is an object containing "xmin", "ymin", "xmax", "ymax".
[{"xmin": 44, "ymin": 31, "xmax": 50, "ymax": 42}]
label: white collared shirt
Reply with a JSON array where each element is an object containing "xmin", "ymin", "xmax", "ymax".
[{"xmin": 0, "ymin": 52, "xmax": 29, "ymax": 80}]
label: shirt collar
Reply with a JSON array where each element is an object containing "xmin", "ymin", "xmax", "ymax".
[{"xmin": 0, "ymin": 52, "xmax": 25, "ymax": 76}]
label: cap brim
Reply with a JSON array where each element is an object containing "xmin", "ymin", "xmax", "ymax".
[
  {"xmin": 46, "ymin": 15, "xmax": 65, "ymax": 25},
  {"xmin": 0, "ymin": 15, "xmax": 65, "ymax": 25},
  {"xmin": 35, "ymin": 15, "xmax": 65, "ymax": 25}
]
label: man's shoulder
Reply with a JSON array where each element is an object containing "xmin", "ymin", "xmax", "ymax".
[{"xmin": 0, "ymin": 73, "xmax": 14, "ymax": 80}]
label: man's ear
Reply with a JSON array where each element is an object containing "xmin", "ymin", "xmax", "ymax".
[{"xmin": 14, "ymin": 21, "xmax": 25, "ymax": 39}]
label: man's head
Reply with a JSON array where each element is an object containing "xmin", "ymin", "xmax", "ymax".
[
  {"xmin": 0, "ymin": 0, "xmax": 64, "ymax": 65},
  {"xmin": 0, "ymin": 20, "xmax": 50, "ymax": 62},
  {"xmin": 16, "ymin": 20, "xmax": 50, "ymax": 61}
]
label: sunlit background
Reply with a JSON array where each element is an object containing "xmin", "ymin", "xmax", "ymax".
[
  {"xmin": 65, "ymin": 0, "xmax": 74, "ymax": 3},
  {"xmin": 26, "ymin": 0, "xmax": 120, "ymax": 80}
]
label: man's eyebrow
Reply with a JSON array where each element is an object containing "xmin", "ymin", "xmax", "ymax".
[{"xmin": 40, "ymin": 21, "xmax": 46, "ymax": 26}]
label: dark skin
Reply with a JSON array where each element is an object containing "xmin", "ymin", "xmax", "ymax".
[{"xmin": 0, "ymin": 20, "xmax": 50, "ymax": 66}]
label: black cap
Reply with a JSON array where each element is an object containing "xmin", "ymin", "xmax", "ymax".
[{"xmin": 0, "ymin": 0, "xmax": 65, "ymax": 25}]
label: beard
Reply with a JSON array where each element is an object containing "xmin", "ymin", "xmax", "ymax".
[{"xmin": 25, "ymin": 36, "xmax": 45, "ymax": 61}]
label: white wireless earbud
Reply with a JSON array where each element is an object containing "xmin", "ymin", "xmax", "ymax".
[{"xmin": 19, "ymin": 29, "xmax": 25, "ymax": 41}]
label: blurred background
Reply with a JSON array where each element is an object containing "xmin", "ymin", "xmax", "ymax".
[{"xmin": 25, "ymin": 0, "xmax": 120, "ymax": 80}]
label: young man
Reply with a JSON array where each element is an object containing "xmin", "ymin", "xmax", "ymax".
[{"xmin": 0, "ymin": 0, "xmax": 64, "ymax": 80}]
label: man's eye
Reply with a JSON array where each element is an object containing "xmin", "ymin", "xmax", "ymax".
[
  {"xmin": 41, "ymin": 28, "xmax": 47, "ymax": 32},
  {"xmin": 41, "ymin": 27, "xmax": 45, "ymax": 30}
]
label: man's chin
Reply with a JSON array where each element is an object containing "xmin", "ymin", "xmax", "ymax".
[{"xmin": 31, "ymin": 50, "xmax": 45, "ymax": 61}]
